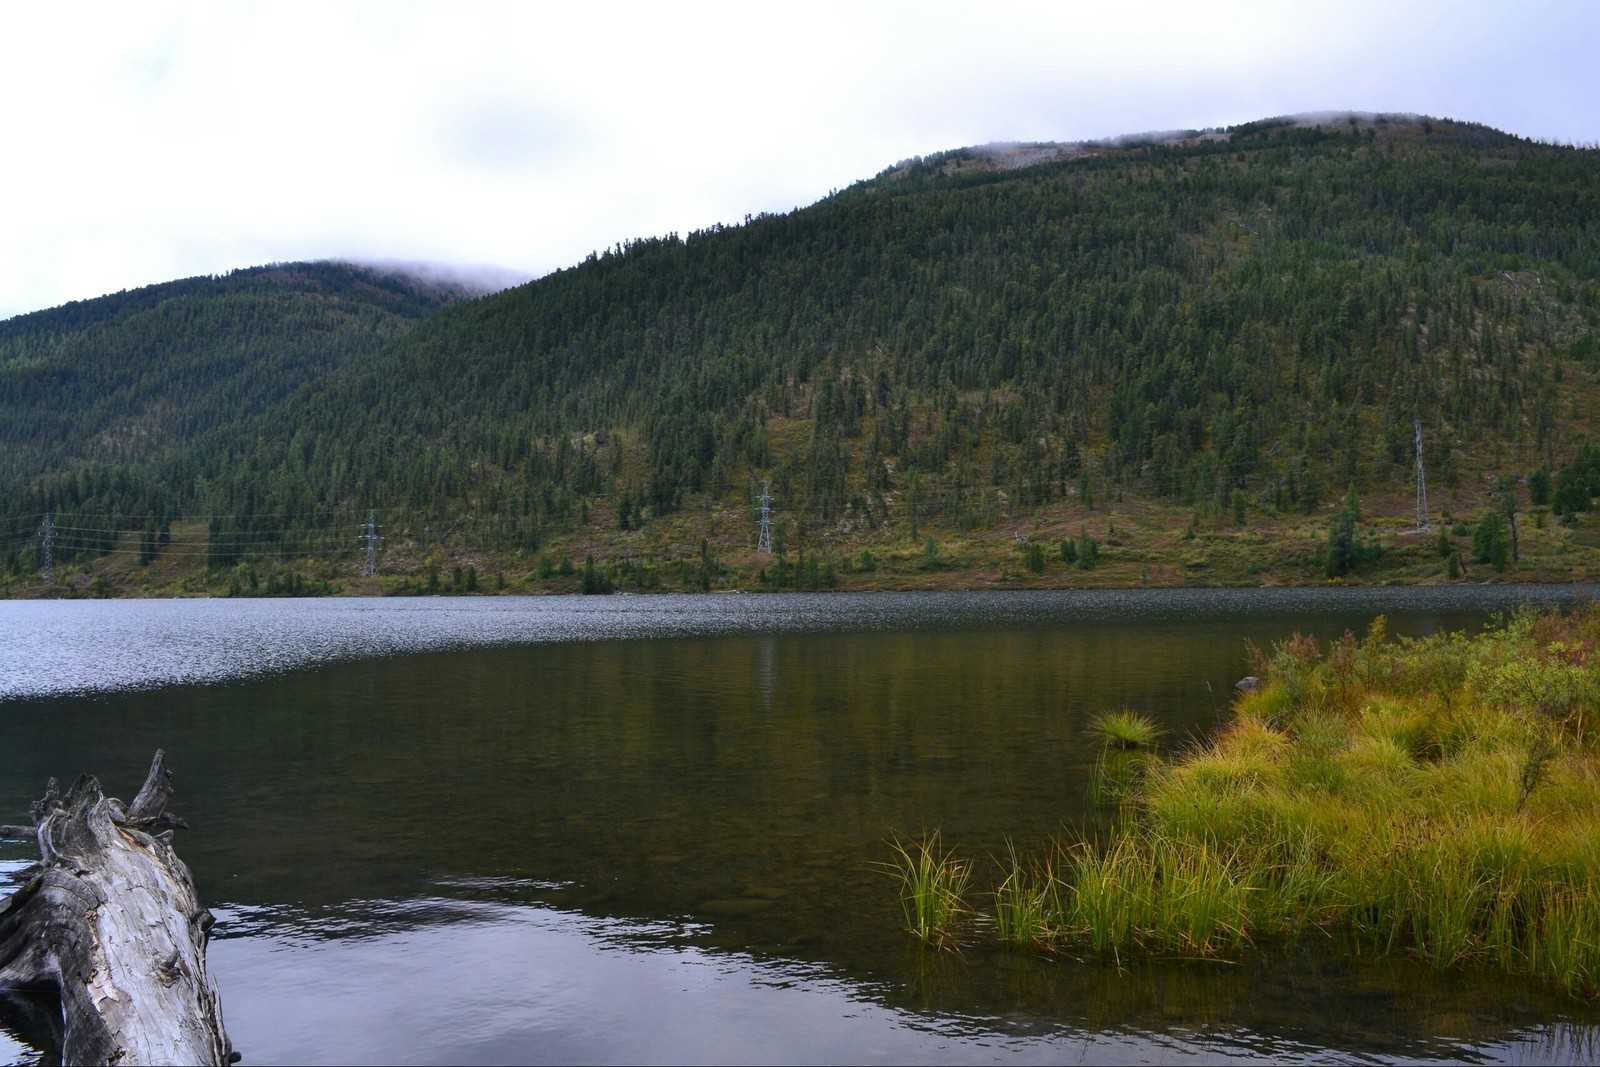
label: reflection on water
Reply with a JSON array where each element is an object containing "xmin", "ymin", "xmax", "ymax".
[
  {"xmin": 206, "ymin": 894, "xmax": 1597, "ymax": 1066},
  {"xmin": 0, "ymin": 587, "xmax": 1584, "ymax": 701},
  {"xmin": 211, "ymin": 897, "xmax": 1093, "ymax": 1066},
  {"xmin": 0, "ymin": 589, "xmax": 1596, "ymax": 1064}
]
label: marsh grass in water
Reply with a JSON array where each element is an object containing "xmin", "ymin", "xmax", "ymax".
[
  {"xmin": 1088, "ymin": 709, "xmax": 1162, "ymax": 806},
  {"xmin": 991, "ymin": 841, "xmax": 1060, "ymax": 947},
  {"xmin": 1088, "ymin": 749, "xmax": 1151, "ymax": 806},
  {"xmin": 1059, "ymin": 832, "xmax": 1251, "ymax": 957},
  {"xmin": 879, "ymin": 832, "xmax": 973, "ymax": 947},
  {"xmin": 1089, "ymin": 709, "xmax": 1163, "ymax": 750},
  {"xmin": 892, "ymin": 606, "xmax": 1600, "ymax": 996}
]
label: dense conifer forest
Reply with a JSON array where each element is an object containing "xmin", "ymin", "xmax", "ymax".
[
  {"xmin": 3, "ymin": 114, "xmax": 1599, "ymax": 595},
  {"xmin": 0, "ymin": 261, "xmax": 476, "ymax": 487}
]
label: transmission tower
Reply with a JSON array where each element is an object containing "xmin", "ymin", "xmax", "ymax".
[
  {"xmin": 756, "ymin": 481, "xmax": 773, "ymax": 555},
  {"xmin": 1414, "ymin": 420, "xmax": 1431, "ymax": 532},
  {"xmin": 38, "ymin": 514, "xmax": 54, "ymax": 584},
  {"xmin": 361, "ymin": 509, "xmax": 381, "ymax": 577}
]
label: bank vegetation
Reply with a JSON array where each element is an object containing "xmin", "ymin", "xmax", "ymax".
[{"xmin": 890, "ymin": 605, "xmax": 1600, "ymax": 996}]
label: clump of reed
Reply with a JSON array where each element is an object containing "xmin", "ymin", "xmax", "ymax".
[
  {"xmin": 991, "ymin": 840, "xmax": 1061, "ymax": 947},
  {"xmin": 889, "ymin": 606, "xmax": 1600, "ymax": 996},
  {"xmin": 1089, "ymin": 709, "xmax": 1163, "ymax": 750},
  {"xmin": 1087, "ymin": 709, "xmax": 1162, "ymax": 806},
  {"xmin": 1060, "ymin": 831, "xmax": 1252, "ymax": 956},
  {"xmin": 879, "ymin": 831, "xmax": 973, "ymax": 947}
]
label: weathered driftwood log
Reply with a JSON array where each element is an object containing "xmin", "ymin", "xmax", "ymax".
[{"xmin": 0, "ymin": 751, "xmax": 237, "ymax": 1065}]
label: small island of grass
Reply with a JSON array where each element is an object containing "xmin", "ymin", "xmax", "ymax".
[{"xmin": 889, "ymin": 605, "xmax": 1600, "ymax": 996}]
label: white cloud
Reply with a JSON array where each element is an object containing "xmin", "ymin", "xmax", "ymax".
[{"xmin": 1, "ymin": 0, "xmax": 1595, "ymax": 319}]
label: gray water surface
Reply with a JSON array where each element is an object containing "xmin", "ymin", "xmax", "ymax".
[
  {"xmin": 3, "ymin": 586, "xmax": 1583, "ymax": 701},
  {"xmin": 1, "ymin": 588, "xmax": 1594, "ymax": 1064}
]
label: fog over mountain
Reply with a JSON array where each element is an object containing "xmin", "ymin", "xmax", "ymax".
[{"xmin": 2, "ymin": 2, "xmax": 1594, "ymax": 320}]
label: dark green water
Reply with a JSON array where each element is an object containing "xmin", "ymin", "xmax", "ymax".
[{"xmin": 1, "ymin": 589, "xmax": 1595, "ymax": 1064}]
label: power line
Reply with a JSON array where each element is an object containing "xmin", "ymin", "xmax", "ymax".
[
  {"xmin": 13, "ymin": 469, "xmax": 1288, "ymax": 529},
  {"xmin": 40, "ymin": 525, "xmax": 365, "ymax": 542},
  {"xmin": 5, "ymin": 441, "xmax": 1449, "ymax": 576},
  {"xmin": 34, "ymin": 543, "xmax": 358, "ymax": 560},
  {"xmin": 0, "ymin": 460, "xmax": 1346, "ymax": 537},
  {"xmin": 0, "ymin": 508, "xmax": 379, "ymax": 524},
  {"xmin": 42, "ymin": 536, "xmax": 355, "ymax": 553}
]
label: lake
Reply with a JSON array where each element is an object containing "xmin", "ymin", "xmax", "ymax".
[{"xmin": 2, "ymin": 588, "xmax": 1597, "ymax": 1064}]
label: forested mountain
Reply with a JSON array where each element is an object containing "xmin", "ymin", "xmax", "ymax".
[
  {"xmin": 0, "ymin": 261, "xmax": 483, "ymax": 480},
  {"xmin": 5, "ymin": 114, "xmax": 1600, "ymax": 593}
]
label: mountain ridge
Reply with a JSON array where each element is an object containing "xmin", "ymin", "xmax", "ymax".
[{"xmin": 3, "ymin": 113, "xmax": 1598, "ymax": 595}]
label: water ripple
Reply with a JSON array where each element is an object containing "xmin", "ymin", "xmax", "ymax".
[{"xmin": 1, "ymin": 587, "xmax": 1589, "ymax": 701}]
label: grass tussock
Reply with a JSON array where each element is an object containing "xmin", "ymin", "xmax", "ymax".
[
  {"xmin": 1087, "ymin": 709, "xmax": 1163, "ymax": 806},
  {"xmin": 889, "ymin": 606, "xmax": 1600, "ymax": 995},
  {"xmin": 1089, "ymin": 709, "xmax": 1163, "ymax": 750},
  {"xmin": 879, "ymin": 831, "xmax": 973, "ymax": 948}
]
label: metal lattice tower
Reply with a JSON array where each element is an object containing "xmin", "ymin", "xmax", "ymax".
[
  {"xmin": 1414, "ymin": 420, "xmax": 1431, "ymax": 532},
  {"xmin": 756, "ymin": 482, "xmax": 773, "ymax": 555},
  {"xmin": 361, "ymin": 509, "xmax": 381, "ymax": 577},
  {"xmin": 38, "ymin": 514, "xmax": 54, "ymax": 584}
]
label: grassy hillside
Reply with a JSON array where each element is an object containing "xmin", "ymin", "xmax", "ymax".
[{"xmin": 4, "ymin": 114, "xmax": 1600, "ymax": 596}]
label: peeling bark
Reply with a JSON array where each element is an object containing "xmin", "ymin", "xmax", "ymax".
[{"xmin": 0, "ymin": 751, "xmax": 236, "ymax": 1065}]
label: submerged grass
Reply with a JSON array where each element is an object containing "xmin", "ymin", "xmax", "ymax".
[
  {"xmin": 889, "ymin": 606, "xmax": 1600, "ymax": 996},
  {"xmin": 1088, "ymin": 749, "xmax": 1151, "ymax": 806}
]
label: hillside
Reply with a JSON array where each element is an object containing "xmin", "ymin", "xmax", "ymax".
[
  {"xmin": 0, "ymin": 260, "xmax": 492, "ymax": 478},
  {"xmin": 4, "ymin": 113, "xmax": 1600, "ymax": 596}
]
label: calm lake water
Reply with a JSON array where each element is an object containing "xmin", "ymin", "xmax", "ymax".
[{"xmin": 2, "ymin": 588, "xmax": 1597, "ymax": 1065}]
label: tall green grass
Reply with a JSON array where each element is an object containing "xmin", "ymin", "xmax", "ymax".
[
  {"xmin": 888, "ymin": 606, "xmax": 1600, "ymax": 996},
  {"xmin": 880, "ymin": 831, "xmax": 973, "ymax": 947},
  {"xmin": 991, "ymin": 841, "xmax": 1058, "ymax": 947}
]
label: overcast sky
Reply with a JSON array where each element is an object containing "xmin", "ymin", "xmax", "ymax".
[{"xmin": 2, "ymin": 0, "xmax": 1596, "ymax": 320}]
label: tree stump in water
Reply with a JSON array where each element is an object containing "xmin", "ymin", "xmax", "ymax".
[{"xmin": 0, "ymin": 751, "xmax": 237, "ymax": 1065}]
